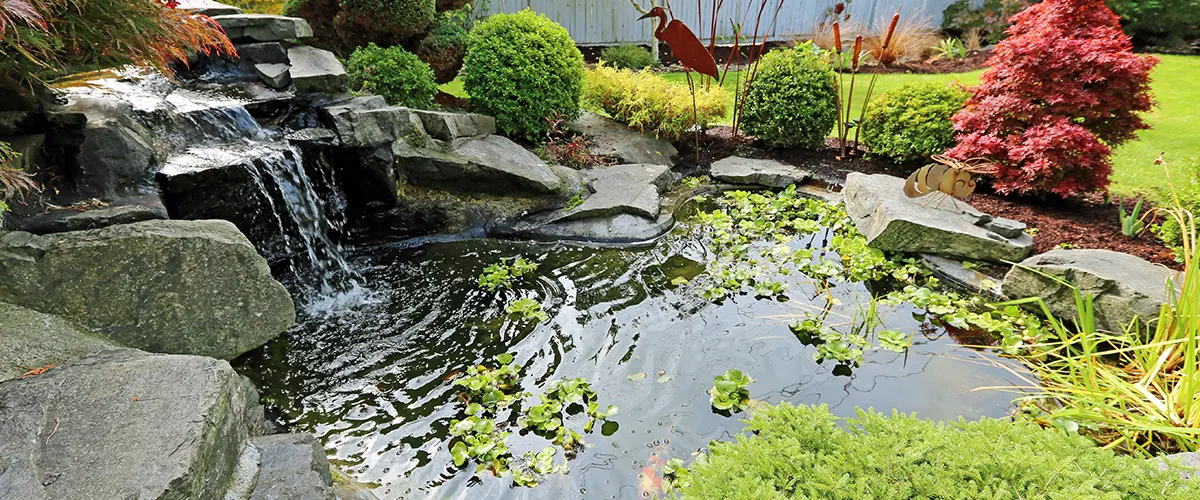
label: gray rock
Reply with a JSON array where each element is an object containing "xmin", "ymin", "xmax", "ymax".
[
  {"xmin": 288, "ymin": 46, "xmax": 347, "ymax": 93},
  {"xmin": 986, "ymin": 217, "xmax": 1027, "ymax": 239},
  {"xmin": 237, "ymin": 42, "xmax": 288, "ymax": 64},
  {"xmin": 0, "ymin": 219, "xmax": 295, "ymax": 359},
  {"xmin": 568, "ymin": 111, "xmax": 678, "ymax": 166},
  {"xmin": 497, "ymin": 212, "xmax": 675, "ymax": 244},
  {"xmin": 843, "ymin": 173, "xmax": 1034, "ymax": 263},
  {"xmin": 920, "ymin": 255, "xmax": 1004, "ymax": 299},
  {"xmin": 347, "ymin": 146, "xmax": 401, "ymax": 210},
  {"xmin": 710, "ymin": 156, "xmax": 811, "ymax": 189},
  {"xmin": 67, "ymin": 97, "xmax": 156, "ymax": 198},
  {"xmin": 255, "ymin": 63, "xmax": 292, "ymax": 89},
  {"xmin": 412, "ymin": 109, "xmax": 496, "ymax": 141},
  {"xmin": 1154, "ymin": 452, "xmax": 1200, "ymax": 481},
  {"xmin": 0, "ymin": 110, "xmax": 32, "ymax": 136},
  {"xmin": 286, "ymin": 127, "xmax": 340, "ymax": 146},
  {"xmin": 179, "ymin": 0, "xmax": 242, "ymax": 15},
  {"xmin": 4, "ymin": 194, "xmax": 168, "ymax": 235},
  {"xmin": 214, "ymin": 14, "xmax": 313, "ymax": 42},
  {"xmin": 1, "ymin": 134, "xmax": 43, "ymax": 173},
  {"xmin": 395, "ymin": 135, "xmax": 566, "ymax": 195},
  {"xmin": 553, "ymin": 164, "xmax": 671, "ymax": 222},
  {"xmin": 249, "ymin": 434, "xmax": 335, "ymax": 500},
  {"xmin": 0, "ymin": 349, "xmax": 258, "ymax": 499},
  {"xmin": 1001, "ymin": 249, "xmax": 1181, "ymax": 333},
  {"xmin": 321, "ymin": 99, "xmax": 425, "ymax": 148},
  {"xmin": 0, "ymin": 301, "xmax": 117, "ymax": 383}
]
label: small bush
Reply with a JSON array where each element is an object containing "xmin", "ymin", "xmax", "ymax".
[
  {"xmin": 1106, "ymin": 0, "xmax": 1200, "ymax": 48},
  {"xmin": 681, "ymin": 403, "xmax": 1197, "ymax": 499},
  {"xmin": 416, "ymin": 17, "xmax": 468, "ymax": 83},
  {"xmin": 863, "ymin": 82, "xmax": 970, "ymax": 162},
  {"xmin": 941, "ymin": 0, "xmax": 1034, "ymax": 44},
  {"xmin": 947, "ymin": 0, "xmax": 1158, "ymax": 197},
  {"xmin": 346, "ymin": 44, "xmax": 437, "ymax": 108},
  {"xmin": 741, "ymin": 44, "xmax": 837, "ymax": 149},
  {"xmin": 1154, "ymin": 158, "xmax": 1200, "ymax": 262},
  {"xmin": 599, "ymin": 45, "xmax": 658, "ymax": 70},
  {"xmin": 463, "ymin": 9, "xmax": 584, "ymax": 139},
  {"xmin": 582, "ymin": 64, "xmax": 728, "ymax": 140}
]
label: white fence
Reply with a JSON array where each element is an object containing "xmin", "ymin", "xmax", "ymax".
[{"xmin": 477, "ymin": 0, "xmax": 960, "ymax": 46}]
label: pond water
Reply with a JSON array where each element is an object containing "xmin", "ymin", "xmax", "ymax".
[{"xmin": 237, "ymin": 205, "xmax": 1029, "ymax": 500}]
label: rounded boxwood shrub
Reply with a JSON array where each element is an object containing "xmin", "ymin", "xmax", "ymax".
[
  {"xmin": 462, "ymin": 9, "xmax": 584, "ymax": 139},
  {"xmin": 417, "ymin": 18, "xmax": 468, "ymax": 84},
  {"xmin": 346, "ymin": 43, "xmax": 438, "ymax": 109},
  {"xmin": 862, "ymin": 82, "xmax": 970, "ymax": 162},
  {"xmin": 600, "ymin": 45, "xmax": 659, "ymax": 70},
  {"xmin": 741, "ymin": 43, "xmax": 837, "ymax": 149}
]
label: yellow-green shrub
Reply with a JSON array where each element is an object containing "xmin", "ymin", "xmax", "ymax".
[{"xmin": 582, "ymin": 64, "xmax": 728, "ymax": 140}]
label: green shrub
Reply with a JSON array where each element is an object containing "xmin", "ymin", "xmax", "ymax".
[
  {"xmin": 599, "ymin": 45, "xmax": 658, "ymax": 70},
  {"xmin": 941, "ymin": 0, "xmax": 1034, "ymax": 44},
  {"xmin": 1106, "ymin": 0, "xmax": 1200, "ymax": 47},
  {"xmin": 681, "ymin": 403, "xmax": 1196, "ymax": 499},
  {"xmin": 862, "ymin": 82, "xmax": 970, "ymax": 162},
  {"xmin": 741, "ymin": 44, "xmax": 837, "ymax": 149},
  {"xmin": 1154, "ymin": 158, "xmax": 1200, "ymax": 262},
  {"xmin": 284, "ymin": 0, "xmax": 436, "ymax": 54},
  {"xmin": 346, "ymin": 43, "xmax": 437, "ymax": 108},
  {"xmin": 416, "ymin": 17, "xmax": 468, "ymax": 83},
  {"xmin": 582, "ymin": 64, "xmax": 728, "ymax": 140},
  {"xmin": 463, "ymin": 9, "xmax": 584, "ymax": 139}
]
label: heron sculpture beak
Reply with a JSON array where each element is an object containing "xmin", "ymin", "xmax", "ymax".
[{"xmin": 637, "ymin": 12, "xmax": 653, "ymax": 20}]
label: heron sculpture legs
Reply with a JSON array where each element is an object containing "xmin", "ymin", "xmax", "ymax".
[{"xmin": 684, "ymin": 70, "xmax": 700, "ymax": 166}]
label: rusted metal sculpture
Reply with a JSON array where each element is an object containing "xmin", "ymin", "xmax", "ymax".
[
  {"xmin": 904, "ymin": 154, "xmax": 997, "ymax": 208},
  {"xmin": 638, "ymin": 6, "xmax": 719, "ymax": 79}
]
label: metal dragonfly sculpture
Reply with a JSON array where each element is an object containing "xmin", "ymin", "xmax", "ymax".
[
  {"xmin": 638, "ymin": 6, "xmax": 717, "ymax": 162},
  {"xmin": 903, "ymin": 154, "xmax": 998, "ymax": 209}
]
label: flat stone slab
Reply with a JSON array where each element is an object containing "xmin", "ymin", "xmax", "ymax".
[
  {"xmin": 249, "ymin": 434, "xmax": 335, "ymax": 500},
  {"xmin": 255, "ymin": 63, "xmax": 291, "ymax": 89},
  {"xmin": 495, "ymin": 212, "xmax": 675, "ymax": 244},
  {"xmin": 179, "ymin": 0, "xmax": 242, "ymax": 15},
  {"xmin": 711, "ymin": 156, "xmax": 811, "ymax": 189},
  {"xmin": 0, "ymin": 349, "xmax": 256, "ymax": 499},
  {"xmin": 236, "ymin": 42, "xmax": 288, "ymax": 64},
  {"xmin": 5, "ymin": 194, "xmax": 168, "ymax": 234},
  {"xmin": 1002, "ymin": 249, "xmax": 1182, "ymax": 333},
  {"xmin": 0, "ymin": 302, "xmax": 117, "ymax": 383},
  {"xmin": 921, "ymin": 254, "xmax": 1004, "ymax": 299},
  {"xmin": 395, "ymin": 135, "xmax": 567, "ymax": 195},
  {"xmin": 843, "ymin": 173, "xmax": 1034, "ymax": 263},
  {"xmin": 320, "ymin": 97, "xmax": 423, "ymax": 148},
  {"xmin": 552, "ymin": 164, "xmax": 671, "ymax": 222},
  {"xmin": 567, "ymin": 111, "xmax": 678, "ymax": 166},
  {"xmin": 288, "ymin": 46, "xmax": 346, "ymax": 93},
  {"xmin": 412, "ymin": 109, "xmax": 495, "ymax": 141},
  {"xmin": 213, "ymin": 14, "xmax": 313, "ymax": 42}
]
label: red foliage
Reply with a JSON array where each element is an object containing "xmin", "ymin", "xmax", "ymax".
[{"xmin": 947, "ymin": 0, "xmax": 1158, "ymax": 197}]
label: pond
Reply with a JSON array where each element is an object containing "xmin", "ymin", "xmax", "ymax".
[{"xmin": 237, "ymin": 195, "xmax": 1029, "ymax": 499}]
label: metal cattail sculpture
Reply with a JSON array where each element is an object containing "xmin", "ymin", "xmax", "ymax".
[
  {"xmin": 903, "ymin": 154, "xmax": 998, "ymax": 208},
  {"xmin": 853, "ymin": 9, "xmax": 900, "ymax": 151}
]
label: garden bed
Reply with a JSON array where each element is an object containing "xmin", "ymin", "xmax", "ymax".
[{"xmin": 677, "ymin": 127, "xmax": 1180, "ymax": 269}]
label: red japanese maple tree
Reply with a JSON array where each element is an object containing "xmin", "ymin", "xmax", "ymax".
[{"xmin": 947, "ymin": 0, "xmax": 1158, "ymax": 197}]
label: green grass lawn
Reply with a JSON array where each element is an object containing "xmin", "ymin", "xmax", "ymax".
[{"xmin": 441, "ymin": 54, "xmax": 1200, "ymax": 199}]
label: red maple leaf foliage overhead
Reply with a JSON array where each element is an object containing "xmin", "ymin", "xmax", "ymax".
[{"xmin": 947, "ymin": 0, "xmax": 1158, "ymax": 197}]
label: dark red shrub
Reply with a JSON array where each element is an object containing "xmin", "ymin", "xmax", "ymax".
[{"xmin": 947, "ymin": 0, "xmax": 1158, "ymax": 197}]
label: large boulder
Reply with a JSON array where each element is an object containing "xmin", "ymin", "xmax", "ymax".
[
  {"xmin": 395, "ymin": 135, "xmax": 568, "ymax": 195},
  {"xmin": 1002, "ymin": 249, "xmax": 1181, "ymax": 333},
  {"xmin": 213, "ymin": 14, "xmax": 314, "ymax": 42},
  {"xmin": 65, "ymin": 97, "xmax": 157, "ymax": 198},
  {"xmin": 412, "ymin": 109, "xmax": 496, "ymax": 141},
  {"xmin": 552, "ymin": 164, "xmax": 671, "ymax": 222},
  {"xmin": 5, "ymin": 193, "xmax": 168, "ymax": 234},
  {"xmin": 320, "ymin": 97, "xmax": 425, "ymax": 148},
  {"xmin": 288, "ymin": 46, "xmax": 347, "ymax": 93},
  {"xmin": 0, "ymin": 219, "xmax": 295, "ymax": 359},
  {"xmin": 710, "ymin": 156, "xmax": 811, "ymax": 189},
  {"xmin": 567, "ymin": 111, "xmax": 678, "ymax": 166},
  {"xmin": 0, "ymin": 302, "xmax": 117, "ymax": 383},
  {"xmin": 249, "ymin": 433, "xmax": 336, "ymax": 500},
  {"xmin": 843, "ymin": 173, "xmax": 1034, "ymax": 263},
  {"xmin": 0, "ymin": 349, "xmax": 262, "ymax": 499}
]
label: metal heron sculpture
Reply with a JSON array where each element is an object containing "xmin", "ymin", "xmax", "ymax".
[{"xmin": 638, "ymin": 6, "xmax": 717, "ymax": 163}]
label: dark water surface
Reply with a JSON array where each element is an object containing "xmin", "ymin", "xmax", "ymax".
[{"xmin": 237, "ymin": 217, "xmax": 1029, "ymax": 499}]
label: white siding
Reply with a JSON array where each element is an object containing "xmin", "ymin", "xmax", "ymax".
[{"xmin": 478, "ymin": 0, "xmax": 960, "ymax": 46}]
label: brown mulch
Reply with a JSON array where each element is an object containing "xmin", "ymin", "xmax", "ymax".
[
  {"xmin": 434, "ymin": 91, "xmax": 469, "ymax": 111},
  {"xmin": 579, "ymin": 44, "xmax": 989, "ymax": 75},
  {"xmin": 853, "ymin": 50, "xmax": 991, "ymax": 75},
  {"xmin": 676, "ymin": 127, "xmax": 1181, "ymax": 269}
]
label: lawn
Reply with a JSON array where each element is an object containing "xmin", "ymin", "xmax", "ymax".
[{"xmin": 441, "ymin": 54, "xmax": 1200, "ymax": 200}]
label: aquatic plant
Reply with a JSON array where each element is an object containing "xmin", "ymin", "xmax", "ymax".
[
  {"xmin": 520, "ymin": 377, "xmax": 617, "ymax": 447},
  {"xmin": 448, "ymin": 411, "xmax": 512, "ymax": 474},
  {"xmin": 454, "ymin": 353, "xmax": 524, "ymax": 408},
  {"xmin": 477, "ymin": 257, "xmax": 539, "ymax": 291},
  {"xmin": 709, "ymin": 369, "xmax": 752, "ymax": 412},
  {"xmin": 678, "ymin": 403, "xmax": 1196, "ymax": 498},
  {"xmin": 505, "ymin": 297, "xmax": 549, "ymax": 323}
]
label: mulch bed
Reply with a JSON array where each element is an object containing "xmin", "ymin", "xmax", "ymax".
[
  {"xmin": 579, "ymin": 44, "xmax": 990, "ymax": 75},
  {"xmin": 855, "ymin": 50, "xmax": 991, "ymax": 75},
  {"xmin": 434, "ymin": 91, "xmax": 470, "ymax": 111},
  {"xmin": 676, "ymin": 127, "xmax": 1181, "ymax": 269}
]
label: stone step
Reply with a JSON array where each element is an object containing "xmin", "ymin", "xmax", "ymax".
[
  {"xmin": 212, "ymin": 14, "xmax": 313, "ymax": 43},
  {"xmin": 248, "ymin": 434, "xmax": 335, "ymax": 500},
  {"xmin": 711, "ymin": 156, "xmax": 812, "ymax": 189},
  {"xmin": 179, "ymin": 0, "xmax": 243, "ymax": 16}
]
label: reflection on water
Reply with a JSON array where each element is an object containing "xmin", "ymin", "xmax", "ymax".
[{"xmin": 237, "ymin": 219, "xmax": 1030, "ymax": 499}]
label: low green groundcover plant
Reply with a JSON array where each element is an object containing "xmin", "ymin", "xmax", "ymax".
[
  {"xmin": 599, "ymin": 45, "xmax": 658, "ymax": 70},
  {"xmin": 346, "ymin": 43, "xmax": 438, "ymax": 108},
  {"xmin": 678, "ymin": 403, "xmax": 1196, "ymax": 499},
  {"xmin": 863, "ymin": 81, "xmax": 970, "ymax": 162},
  {"xmin": 463, "ymin": 9, "xmax": 584, "ymax": 139},
  {"xmin": 740, "ymin": 42, "xmax": 837, "ymax": 149}
]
